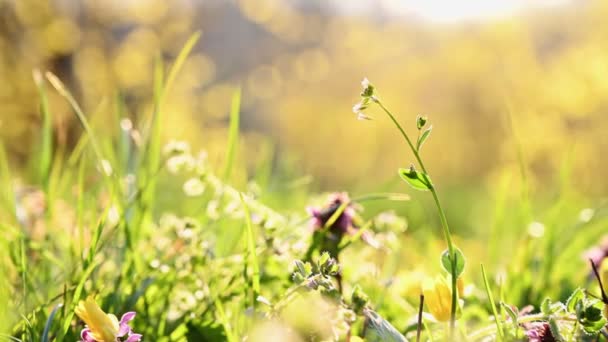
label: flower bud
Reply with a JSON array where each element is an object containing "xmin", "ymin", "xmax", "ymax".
[
  {"xmin": 360, "ymin": 78, "xmax": 375, "ymax": 98},
  {"xmin": 416, "ymin": 115, "xmax": 428, "ymax": 130}
]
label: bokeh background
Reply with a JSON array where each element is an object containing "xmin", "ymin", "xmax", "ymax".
[{"xmin": 1, "ymin": 0, "xmax": 607, "ymax": 195}]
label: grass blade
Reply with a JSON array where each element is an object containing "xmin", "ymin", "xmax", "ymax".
[
  {"xmin": 32, "ymin": 70, "xmax": 53, "ymax": 190},
  {"xmin": 59, "ymin": 258, "xmax": 100, "ymax": 338},
  {"xmin": 0, "ymin": 139, "xmax": 16, "ymax": 223},
  {"xmin": 222, "ymin": 88, "xmax": 241, "ymax": 181},
  {"xmin": 45, "ymin": 72, "xmax": 105, "ymax": 171},
  {"xmin": 41, "ymin": 303, "xmax": 63, "ymax": 342},
  {"xmin": 239, "ymin": 193, "xmax": 260, "ymax": 307},
  {"xmin": 481, "ymin": 264, "xmax": 504, "ymax": 340}
]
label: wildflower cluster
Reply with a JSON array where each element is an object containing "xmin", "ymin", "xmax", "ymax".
[{"xmin": 352, "ymin": 78, "xmax": 376, "ymax": 120}]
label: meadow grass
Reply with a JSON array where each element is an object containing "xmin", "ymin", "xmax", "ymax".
[{"xmin": 2, "ymin": 34, "xmax": 608, "ymax": 341}]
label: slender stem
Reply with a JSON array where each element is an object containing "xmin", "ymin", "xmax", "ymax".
[
  {"xmin": 590, "ymin": 259, "xmax": 608, "ymax": 303},
  {"xmin": 375, "ymin": 98, "xmax": 457, "ymax": 329},
  {"xmin": 417, "ymin": 294, "xmax": 425, "ymax": 342}
]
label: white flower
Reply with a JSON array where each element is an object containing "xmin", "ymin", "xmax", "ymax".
[
  {"xmin": 163, "ymin": 140, "xmax": 190, "ymax": 157},
  {"xmin": 357, "ymin": 112, "xmax": 372, "ymax": 120},
  {"xmin": 183, "ymin": 177, "xmax": 205, "ymax": 197},
  {"xmin": 352, "ymin": 102, "xmax": 366, "ymax": 114},
  {"xmin": 527, "ymin": 221, "xmax": 545, "ymax": 238},
  {"xmin": 167, "ymin": 154, "xmax": 195, "ymax": 174},
  {"xmin": 361, "ymin": 78, "xmax": 370, "ymax": 89}
]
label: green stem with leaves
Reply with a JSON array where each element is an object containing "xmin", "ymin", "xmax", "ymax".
[{"xmin": 374, "ymin": 98, "xmax": 458, "ymax": 330}]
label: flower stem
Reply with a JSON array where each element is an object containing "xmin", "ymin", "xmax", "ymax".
[{"xmin": 375, "ymin": 98, "xmax": 458, "ymax": 330}]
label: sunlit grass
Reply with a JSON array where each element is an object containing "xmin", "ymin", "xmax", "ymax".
[{"xmin": 2, "ymin": 32, "xmax": 608, "ymax": 342}]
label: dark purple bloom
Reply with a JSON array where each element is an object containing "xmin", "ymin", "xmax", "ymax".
[{"xmin": 307, "ymin": 192, "xmax": 355, "ymax": 234}]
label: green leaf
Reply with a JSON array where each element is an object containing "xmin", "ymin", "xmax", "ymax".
[
  {"xmin": 398, "ymin": 167, "xmax": 433, "ymax": 191},
  {"xmin": 501, "ymin": 302, "xmax": 519, "ymax": 332},
  {"xmin": 440, "ymin": 248, "xmax": 465, "ymax": 277},
  {"xmin": 417, "ymin": 125, "xmax": 432, "ymax": 151},
  {"xmin": 540, "ymin": 298, "xmax": 552, "ymax": 315},
  {"xmin": 583, "ymin": 301, "xmax": 604, "ymax": 322},
  {"xmin": 566, "ymin": 288, "xmax": 584, "ymax": 313},
  {"xmin": 582, "ymin": 318, "xmax": 607, "ymax": 335},
  {"xmin": 548, "ymin": 317, "xmax": 566, "ymax": 341},
  {"xmin": 319, "ymin": 251, "xmax": 330, "ymax": 266},
  {"xmin": 294, "ymin": 260, "xmax": 308, "ymax": 277}
]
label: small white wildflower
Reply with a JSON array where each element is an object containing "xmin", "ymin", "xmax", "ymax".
[
  {"xmin": 360, "ymin": 77, "xmax": 375, "ymax": 98},
  {"xmin": 361, "ymin": 77, "xmax": 370, "ymax": 89},
  {"xmin": 527, "ymin": 221, "xmax": 545, "ymax": 238},
  {"xmin": 352, "ymin": 102, "xmax": 366, "ymax": 114},
  {"xmin": 579, "ymin": 208, "xmax": 594, "ymax": 223},
  {"xmin": 160, "ymin": 264, "xmax": 171, "ymax": 273},
  {"xmin": 183, "ymin": 177, "xmax": 205, "ymax": 197},
  {"xmin": 167, "ymin": 154, "xmax": 195, "ymax": 174},
  {"xmin": 150, "ymin": 259, "xmax": 161, "ymax": 268},
  {"xmin": 163, "ymin": 140, "xmax": 190, "ymax": 157},
  {"xmin": 224, "ymin": 200, "xmax": 243, "ymax": 218},
  {"xmin": 206, "ymin": 200, "xmax": 220, "ymax": 220},
  {"xmin": 357, "ymin": 112, "xmax": 372, "ymax": 120},
  {"xmin": 179, "ymin": 228, "xmax": 194, "ymax": 239}
]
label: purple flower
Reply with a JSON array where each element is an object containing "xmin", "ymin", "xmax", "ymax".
[
  {"xmin": 307, "ymin": 192, "xmax": 355, "ymax": 234},
  {"xmin": 524, "ymin": 322, "xmax": 556, "ymax": 342}
]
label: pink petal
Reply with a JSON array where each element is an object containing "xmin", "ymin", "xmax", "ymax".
[
  {"xmin": 80, "ymin": 328, "xmax": 96, "ymax": 342},
  {"xmin": 117, "ymin": 322, "xmax": 131, "ymax": 337},
  {"xmin": 120, "ymin": 312, "xmax": 136, "ymax": 324},
  {"xmin": 125, "ymin": 333, "xmax": 143, "ymax": 342}
]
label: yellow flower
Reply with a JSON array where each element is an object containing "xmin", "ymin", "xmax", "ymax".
[
  {"xmin": 422, "ymin": 275, "xmax": 454, "ymax": 322},
  {"xmin": 75, "ymin": 296, "xmax": 120, "ymax": 342}
]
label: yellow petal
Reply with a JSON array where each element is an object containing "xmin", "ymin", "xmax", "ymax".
[{"xmin": 74, "ymin": 296, "xmax": 119, "ymax": 341}]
